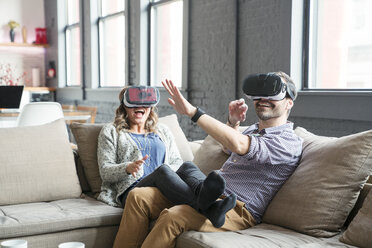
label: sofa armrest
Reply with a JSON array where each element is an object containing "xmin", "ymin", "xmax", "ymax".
[{"xmin": 189, "ymin": 140, "xmax": 203, "ymax": 156}]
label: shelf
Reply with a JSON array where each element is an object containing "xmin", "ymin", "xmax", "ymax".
[
  {"xmin": 24, "ymin": 87, "xmax": 56, "ymax": 92},
  {"xmin": 0, "ymin": 42, "xmax": 49, "ymax": 48}
]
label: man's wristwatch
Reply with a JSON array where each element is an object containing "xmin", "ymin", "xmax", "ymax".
[{"xmin": 191, "ymin": 107, "xmax": 206, "ymax": 122}]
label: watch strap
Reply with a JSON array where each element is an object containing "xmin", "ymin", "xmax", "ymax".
[{"xmin": 191, "ymin": 107, "xmax": 205, "ymax": 122}]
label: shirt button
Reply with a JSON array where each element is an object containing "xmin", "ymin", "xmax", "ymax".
[{"xmin": 233, "ymin": 159, "xmax": 237, "ymax": 162}]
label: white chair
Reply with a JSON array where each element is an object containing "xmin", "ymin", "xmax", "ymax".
[{"xmin": 16, "ymin": 102, "xmax": 65, "ymax": 127}]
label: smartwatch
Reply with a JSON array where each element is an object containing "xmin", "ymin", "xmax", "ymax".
[{"xmin": 191, "ymin": 107, "xmax": 205, "ymax": 122}]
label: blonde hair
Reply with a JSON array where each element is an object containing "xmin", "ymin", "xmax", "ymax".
[{"xmin": 113, "ymin": 87, "xmax": 159, "ymax": 133}]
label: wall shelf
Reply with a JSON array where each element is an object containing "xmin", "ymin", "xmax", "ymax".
[
  {"xmin": 24, "ymin": 87, "xmax": 56, "ymax": 92},
  {"xmin": 0, "ymin": 42, "xmax": 49, "ymax": 48}
]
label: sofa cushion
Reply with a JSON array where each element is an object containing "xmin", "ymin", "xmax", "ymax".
[
  {"xmin": 177, "ymin": 223, "xmax": 354, "ymax": 248},
  {"xmin": 340, "ymin": 190, "xmax": 372, "ymax": 248},
  {"xmin": 192, "ymin": 135, "xmax": 229, "ymax": 175},
  {"xmin": 71, "ymin": 123, "xmax": 106, "ymax": 194},
  {"xmin": 0, "ymin": 119, "xmax": 82, "ymax": 205},
  {"xmin": 0, "ymin": 196, "xmax": 122, "ymax": 239},
  {"xmin": 71, "ymin": 114, "xmax": 192, "ymax": 195},
  {"xmin": 193, "ymin": 126, "xmax": 247, "ymax": 175},
  {"xmin": 158, "ymin": 114, "xmax": 194, "ymax": 162},
  {"xmin": 263, "ymin": 127, "xmax": 372, "ymax": 237}
]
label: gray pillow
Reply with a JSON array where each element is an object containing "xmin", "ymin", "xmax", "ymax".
[
  {"xmin": 0, "ymin": 119, "xmax": 82, "ymax": 205},
  {"xmin": 340, "ymin": 190, "xmax": 372, "ymax": 248},
  {"xmin": 263, "ymin": 127, "xmax": 372, "ymax": 237}
]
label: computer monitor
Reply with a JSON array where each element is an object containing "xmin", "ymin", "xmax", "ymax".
[{"xmin": 0, "ymin": 85, "xmax": 24, "ymax": 109}]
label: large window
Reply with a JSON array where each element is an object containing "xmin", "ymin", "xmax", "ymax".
[
  {"xmin": 98, "ymin": 0, "xmax": 125, "ymax": 87},
  {"xmin": 150, "ymin": 0, "xmax": 184, "ymax": 87},
  {"xmin": 304, "ymin": 0, "xmax": 372, "ymax": 90},
  {"xmin": 65, "ymin": 0, "xmax": 81, "ymax": 86}
]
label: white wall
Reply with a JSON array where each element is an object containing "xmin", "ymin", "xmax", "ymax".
[
  {"xmin": 0, "ymin": 0, "xmax": 45, "ymax": 43},
  {"xmin": 0, "ymin": 0, "xmax": 46, "ymax": 86}
]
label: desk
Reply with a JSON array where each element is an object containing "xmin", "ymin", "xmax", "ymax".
[{"xmin": 0, "ymin": 110, "xmax": 91, "ymax": 128}]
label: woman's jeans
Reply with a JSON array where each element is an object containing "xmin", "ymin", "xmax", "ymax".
[{"xmin": 121, "ymin": 161, "xmax": 207, "ymax": 209}]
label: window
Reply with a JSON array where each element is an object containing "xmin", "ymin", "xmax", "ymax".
[
  {"xmin": 65, "ymin": 0, "xmax": 81, "ymax": 86},
  {"xmin": 150, "ymin": 0, "xmax": 184, "ymax": 87},
  {"xmin": 98, "ymin": 0, "xmax": 125, "ymax": 87},
  {"xmin": 304, "ymin": 0, "xmax": 372, "ymax": 89}
]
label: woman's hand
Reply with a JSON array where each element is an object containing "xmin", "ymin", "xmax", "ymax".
[
  {"xmin": 126, "ymin": 155, "xmax": 149, "ymax": 178},
  {"xmin": 162, "ymin": 79, "xmax": 197, "ymax": 117}
]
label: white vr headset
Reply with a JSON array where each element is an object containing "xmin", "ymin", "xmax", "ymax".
[{"xmin": 122, "ymin": 86, "xmax": 160, "ymax": 108}]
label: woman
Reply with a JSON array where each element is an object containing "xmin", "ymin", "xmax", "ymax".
[
  {"xmin": 98, "ymin": 86, "xmax": 235, "ymax": 230},
  {"xmin": 97, "ymin": 86, "xmax": 183, "ymax": 207}
]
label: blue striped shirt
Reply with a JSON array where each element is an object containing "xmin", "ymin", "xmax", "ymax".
[{"xmin": 219, "ymin": 122, "xmax": 303, "ymax": 223}]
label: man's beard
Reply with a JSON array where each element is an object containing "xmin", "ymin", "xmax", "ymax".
[{"xmin": 255, "ymin": 102, "xmax": 279, "ymax": 121}]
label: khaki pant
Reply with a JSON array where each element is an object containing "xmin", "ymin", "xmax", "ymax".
[{"xmin": 113, "ymin": 187, "xmax": 256, "ymax": 248}]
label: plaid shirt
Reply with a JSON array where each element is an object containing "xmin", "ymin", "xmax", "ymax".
[{"xmin": 219, "ymin": 122, "xmax": 303, "ymax": 223}]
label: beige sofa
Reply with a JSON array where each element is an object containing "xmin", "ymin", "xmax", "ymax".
[{"xmin": 0, "ymin": 115, "xmax": 371, "ymax": 248}]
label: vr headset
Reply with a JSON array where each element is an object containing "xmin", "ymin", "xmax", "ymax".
[
  {"xmin": 123, "ymin": 86, "xmax": 160, "ymax": 108},
  {"xmin": 243, "ymin": 73, "xmax": 295, "ymax": 101}
]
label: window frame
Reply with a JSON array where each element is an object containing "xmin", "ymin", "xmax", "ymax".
[
  {"xmin": 148, "ymin": 0, "xmax": 188, "ymax": 89},
  {"xmin": 64, "ymin": 0, "xmax": 82, "ymax": 87},
  {"xmin": 97, "ymin": 1, "xmax": 125, "ymax": 88},
  {"xmin": 302, "ymin": 0, "xmax": 372, "ymax": 92}
]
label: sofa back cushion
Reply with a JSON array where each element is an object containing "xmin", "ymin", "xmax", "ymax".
[
  {"xmin": 0, "ymin": 119, "xmax": 82, "ymax": 205},
  {"xmin": 340, "ymin": 188, "xmax": 372, "ymax": 248},
  {"xmin": 71, "ymin": 114, "xmax": 192, "ymax": 195},
  {"xmin": 263, "ymin": 127, "xmax": 372, "ymax": 237}
]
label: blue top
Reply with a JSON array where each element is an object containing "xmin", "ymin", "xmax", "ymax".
[
  {"xmin": 219, "ymin": 122, "xmax": 303, "ymax": 223},
  {"xmin": 129, "ymin": 132, "xmax": 166, "ymax": 177}
]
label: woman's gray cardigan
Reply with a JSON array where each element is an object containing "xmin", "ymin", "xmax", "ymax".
[{"xmin": 97, "ymin": 122, "xmax": 183, "ymax": 207}]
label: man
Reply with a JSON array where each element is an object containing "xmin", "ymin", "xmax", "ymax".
[{"xmin": 113, "ymin": 71, "xmax": 303, "ymax": 248}]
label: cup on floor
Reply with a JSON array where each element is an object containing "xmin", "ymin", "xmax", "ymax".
[
  {"xmin": 0, "ymin": 239, "xmax": 27, "ymax": 248},
  {"xmin": 58, "ymin": 242, "xmax": 85, "ymax": 248}
]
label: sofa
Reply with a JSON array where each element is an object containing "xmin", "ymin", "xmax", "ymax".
[{"xmin": 0, "ymin": 114, "xmax": 371, "ymax": 248}]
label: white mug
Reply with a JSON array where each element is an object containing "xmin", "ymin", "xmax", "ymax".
[
  {"xmin": 1, "ymin": 239, "xmax": 27, "ymax": 248},
  {"xmin": 58, "ymin": 242, "xmax": 85, "ymax": 248}
]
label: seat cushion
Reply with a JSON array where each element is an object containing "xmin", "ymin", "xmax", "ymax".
[
  {"xmin": 0, "ymin": 196, "xmax": 122, "ymax": 239},
  {"xmin": 0, "ymin": 119, "xmax": 81, "ymax": 205},
  {"xmin": 263, "ymin": 127, "xmax": 372, "ymax": 237},
  {"xmin": 176, "ymin": 223, "xmax": 354, "ymax": 248}
]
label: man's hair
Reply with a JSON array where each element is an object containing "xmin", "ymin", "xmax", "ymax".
[{"xmin": 274, "ymin": 71, "xmax": 297, "ymax": 101}]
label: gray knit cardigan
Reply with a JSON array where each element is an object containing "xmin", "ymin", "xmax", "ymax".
[{"xmin": 97, "ymin": 122, "xmax": 183, "ymax": 207}]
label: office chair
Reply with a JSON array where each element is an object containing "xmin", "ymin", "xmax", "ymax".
[{"xmin": 16, "ymin": 102, "xmax": 65, "ymax": 127}]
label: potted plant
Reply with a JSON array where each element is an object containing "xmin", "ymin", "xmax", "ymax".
[{"xmin": 8, "ymin": 20, "xmax": 20, "ymax": 42}]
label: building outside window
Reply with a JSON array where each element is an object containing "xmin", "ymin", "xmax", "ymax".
[
  {"xmin": 150, "ymin": 0, "xmax": 184, "ymax": 87},
  {"xmin": 305, "ymin": 0, "xmax": 372, "ymax": 89},
  {"xmin": 65, "ymin": 0, "xmax": 81, "ymax": 86},
  {"xmin": 98, "ymin": 0, "xmax": 125, "ymax": 87}
]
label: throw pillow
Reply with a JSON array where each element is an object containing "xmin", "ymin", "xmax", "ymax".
[
  {"xmin": 0, "ymin": 119, "xmax": 82, "ymax": 205},
  {"xmin": 193, "ymin": 126, "xmax": 247, "ymax": 175},
  {"xmin": 71, "ymin": 114, "xmax": 192, "ymax": 195},
  {"xmin": 263, "ymin": 127, "xmax": 372, "ymax": 237},
  {"xmin": 70, "ymin": 123, "xmax": 105, "ymax": 194},
  {"xmin": 193, "ymin": 135, "xmax": 229, "ymax": 175},
  {"xmin": 340, "ymin": 190, "xmax": 372, "ymax": 248}
]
